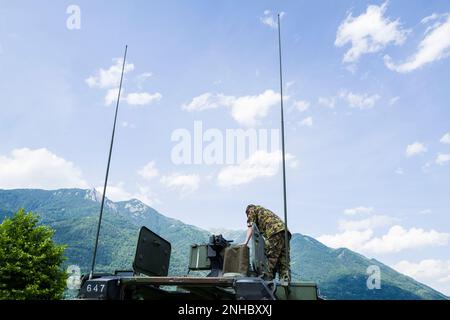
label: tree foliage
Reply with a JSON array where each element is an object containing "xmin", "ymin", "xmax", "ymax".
[{"xmin": 0, "ymin": 209, "xmax": 67, "ymax": 300}]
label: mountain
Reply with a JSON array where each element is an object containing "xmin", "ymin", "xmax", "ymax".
[{"xmin": 0, "ymin": 188, "xmax": 447, "ymax": 300}]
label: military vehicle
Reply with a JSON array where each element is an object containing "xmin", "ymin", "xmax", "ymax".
[{"xmin": 78, "ymin": 225, "xmax": 320, "ymax": 300}]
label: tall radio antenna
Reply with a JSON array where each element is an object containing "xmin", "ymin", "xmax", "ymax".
[
  {"xmin": 90, "ymin": 45, "xmax": 128, "ymax": 279},
  {"xmin": 277, "ymin": 14, "xmax": 290, "ymax": 285}
]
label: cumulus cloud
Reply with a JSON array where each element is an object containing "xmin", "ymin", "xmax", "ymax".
[
  {"xmin": 318, "ymin": 229, "xmax": 374, "ymax": 253},
  {"xmin": 160, "ymin": 173, "xmax": 200, "ymax": 194},
  {"xmin": 86, "ymin": 58, "xmax": 134, "ymax": 89},
  {"xmin": 294, "ymin": 100, "xmax": 310, "ymax": 112},
  {"xmin": 121, "ymin": 121, "xmax": 136, "ymax": 129},
  {"xmin": 436, "ymin": 153, "xmax": 450, "ymax": 165},
  {"xmin": 300, "ymin": 117, "xmax": 313, "ymax": 127},
  {"xmin": 96, "ymin": 183, "xmax": 159, "ymax": 206},
  {"xmin": 126, "ymin": 92, "xmax": 162, "ymax": 106},
  {"xmin": 389, "ymin": 96, "xmax": 400, "ymax": 106},
  {"xmin": 320, "ymin": 207, "xmax": 448, "ymax": 255},
  {"xmin": 105, "ymin": 90, "xmax": 162, "ymax": 107},
  {"xmin": 318, "ymin": 97, "xmax": 336, "ymax": 108},
  {"xmin": 0, "ymin": 148, "xmax": 88, "ymax": 189},
  {"xmin": 136, "ymin": 72, "xmax": 153, "ymax": 89},
  {"xmin": 335, "ymin": 2, "xmax": 408, "ymax": 63},
  {"xmin": 365, "ymin": 225, "xmax": 449, "ymax": 254},
  {"xmin": 384, "ymin": 14, "xmax": 450, "ymax": 73},
  {"xmin": 182, "ymin": 90, "xmax": 281, "ymax": 127},
  {"xmin": 344, "ymin": 206, "xmax": 374, "ymax": 216},
  {"xmin": 406, "ymin": 142, "xmax": 427, "ymax": 157},
  {"xmin": 138, "ymin": 161, "xmax": 159, "ymax": 180},
  {"xmin": 87, "ymin": 59, "xmax": 161, "ymax": 107},
  {"xmin": 394, "ymin": 259, "xmax": 450, "ymax": 296},
  {"xmin": 338, "ymin": 215, "xmax": 397, "ymax": 231},
  {"xmin": 440, "ymin": 133, "xmax": 450, "ymax": 145},
  {"xmin": 339, "ymin": 91, "xmax": 380, "ymax": 109},
  {"xmin": 133, "ymin": 185, "xmax": 160, "ymax": 206},
  {"xmin": 105, "ymin": 88, "xmax": 120, "ymax": 106},
  {"xmin": 229, "ymin": 90, "xmax": 281, "ymax": 127},
  {"xmin": 260, "ymin": 10, "xmax": 284, "ymax": 29},
  {"xmin": 319, "ymin": 225, "xmax": 449, "ymax": 254},
  {"xmin": 217, "ymin": 150, "xmax": 297, "ymax": 187},
  {"xmin": 182, "ymin": 93, "xmax": 231, "ymax": 112},
  {"xmin": 394, "ymin": 259, "xmax": 450, "ymax": 281},
  {"xmin": 96, "ymin": 182, "xmax": 133, "ymax": 202}
]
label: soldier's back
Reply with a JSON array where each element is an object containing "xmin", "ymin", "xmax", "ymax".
[{"xmin": 254, "ymin": 206, "xmax": 286, "ymax": 238}]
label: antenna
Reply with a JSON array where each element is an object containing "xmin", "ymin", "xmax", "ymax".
[
  {"xmin": 89, "ymin": 45, "xmax": 128, "ymax": 279},
  {"xmin": 277, "ymin": 14, "xmax": 290, "ymax": 284}
]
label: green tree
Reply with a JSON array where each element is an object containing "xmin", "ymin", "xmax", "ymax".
[{"xmin": 0, "ymin": 209, "xmax": 67, "ymax": 300}]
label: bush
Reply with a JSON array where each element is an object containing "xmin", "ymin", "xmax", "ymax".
[{"xmin": 0, "ymin": 209, "xmax": 67, "ymax": 299}]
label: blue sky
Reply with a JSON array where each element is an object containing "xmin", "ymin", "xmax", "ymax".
[{"xmin": 1, "ymin": 1, "xmax": 450, "ymax": 294}]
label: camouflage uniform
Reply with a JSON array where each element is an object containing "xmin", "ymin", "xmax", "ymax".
[{"xmin": 247, "ymin": 205, "xmax": 291, "ymax": 281}]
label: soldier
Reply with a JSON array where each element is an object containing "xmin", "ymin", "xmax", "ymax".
[{"xmin": 243, "ymin": 204, "xmax": 291, "ymax": 283}]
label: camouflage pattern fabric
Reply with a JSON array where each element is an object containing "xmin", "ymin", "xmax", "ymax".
[
  {"xmin": 246, "ymin": 205, "xmax": 291, "ymax": 281},
  {"xmin": 265, "ymin": 231, "xmax": 291, "ymax": 281},
  {"xmin": 246, "ymin": 205, "xmax": 287, "ymax": 239}
]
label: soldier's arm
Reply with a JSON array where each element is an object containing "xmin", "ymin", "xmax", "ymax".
[
  {"xmin": 244, "ymin": 208, "xmax": 257, "ymax": 245},
  {"xmin": 244, "ymin": 226, "xmax": 253, "ymax": 246}
]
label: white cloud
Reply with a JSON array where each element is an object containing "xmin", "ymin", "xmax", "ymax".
[
  {"xmin": 86, "ymin": 58, "xmax": 134, "ymax": 89},
  {"xmin": 294, "ymin": 100, "xmax": 310, "ymax": 112},
  {"xmin": 137, "ymin": 72, "xmax": 152, "ymax": 80},
  {"xmin": 395, "ymin": 168, "xmax": 404, "ymax": 175},
  {"xmin": 121, "ymin": 121, "xmax": 136, "ymax": 129},
  {"xmin": 406, "ymin": 142, "xmax": 427, "ymax": 157},
  {"xmin": 318, "ymin": 97, "xmax": 336, "ymax": 108},
  {"xmin": 260, "ymin": 10, "xmax": 284, "ymax": 29},
  {"xmin": 335, "ymin": 2, "xmax": 408, "ymax": 63},
  {"xmin": 104, "ymin": 88, "xmax": 120, "ymax": 106},
  {"xmin": 339, "ymin": 91, "xmax": 380, "ymax": 109},
  {"xmin": 105, "ymin": 90, "xmax": 162, "ymax": 107},
  {"xmin": 389, "ymin": 96, "xmax": 400, "ymax": 105},
  {"xmin": 183, "ymin": 90, "xmax": 281, "ymax": 127},
  {"xmin": 229, "ymin": 90, "xmax": 281, "ymax": 127},
  {"xmin": 217, "ymin": 150, "xmax": 297, "ymax": 187},
  {"xmin": 318, "ymin": 229, "xmax": 374, "ymax": 252},
  {"xmin": 96, "ymin": 182, "xmax": 132, "ymax": 202},
  {"xmin": 126, "ymin": 92, "xmax": 162, "ymax": 106},
  {"xmin": 138, "ymin": 161, "xmax": 159, "ymax": 180},
  {"xmin": 319, "ymin": 225, "xmax": 449, "ymax": 254},
  {"xmin": 300, "ymin": 117, "xmax": 313, "ymax": 127},
  {"xmin": 160, "ymin": 173, "xmax": 200, "ymax": 194},
  {"xmin": 286, "ymin": 81, "xmax": 296, "ymax": 89},
  {"xmin": 393, "ymin": 259, "xmax": 450, "ymax": 295},
  {"xmin": 436, "ymin": 153, "xmax": 450, "ymax": 165},
  {"xmin": 440, "ymin": 133, "xmax": 450, "ymax": 144},
  {"xmin": 0, "ymin": 148, "xmax": 88, "ymax": 189},
  {"xmin": 182, "ymin": 93, "xmax": 234, "ymax": 112},
  {"xmin": 87, "ymin": 59, "xmax": 161, "ymax": 107},
  {"xmin": 384, "ymin": 14, "xmax": 450, "ymax": 73},
  {"xmin": 338, "ymin": 215, "xmax": 397, "ymax": 231},
  {"xmin": 136, "ymin": 72, "xmax": 152, "ymax": 89},
  {"xmin": 364, "ymin": 225, "xmax": 449, "ymax": 254},
  {"xmin": 132, "ymin": 185, "xmax": 160, "ymax": 206},
  {"xmin": 422, "ymin": 161, "xmax": 433, "ymax": 172},
  {"xmin": 344, "ymin": 206, "xmax": 374, "ymax": 216},
  {"xmin": 96, "ymin": 183, "xmax": 159, "ymax": 206},
  {"xmin": 395, "ymin": 259, "xmax": 450, "ymax": 280},
  {"xmin": 419, "ymin": 209, "xmax": 432, "ymax": 215},
  {"xmin": 318, "ymin": 91, "xmax": 381, "ymax": 110}
]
